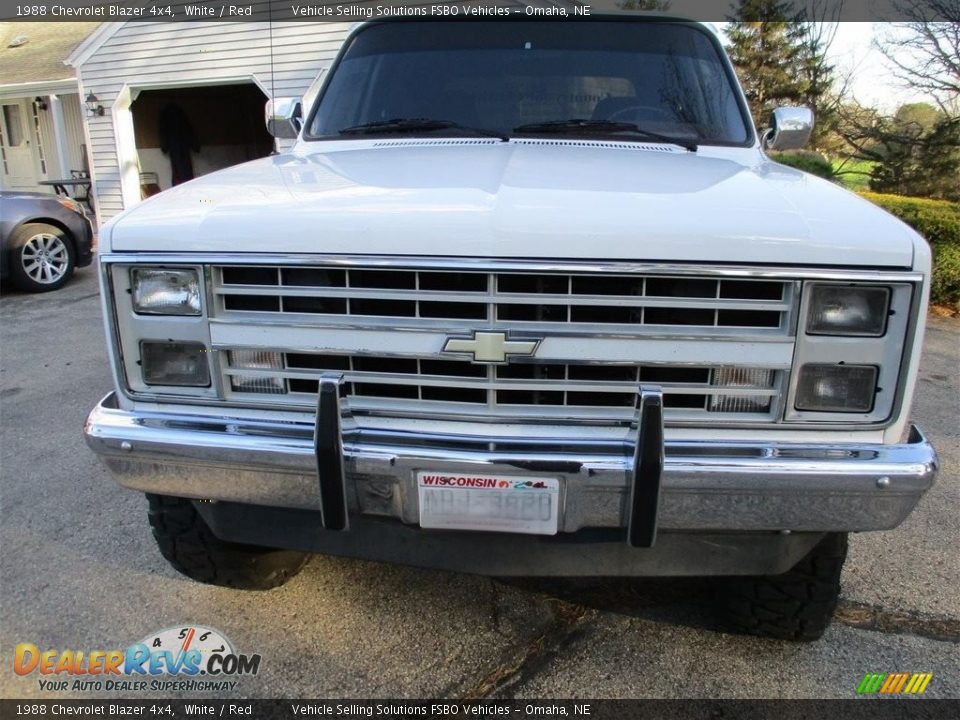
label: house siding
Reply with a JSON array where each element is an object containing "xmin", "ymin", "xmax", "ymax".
[
  {"xmin": 76, "ymin": 20, "xmax": 351, "ymax": 223},
  {"xmin": 61, "ymin": 94, "xmax": 88, "ymax": 173}
]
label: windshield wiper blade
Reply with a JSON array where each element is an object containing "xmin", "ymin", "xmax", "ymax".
[
  {"xmin": 339, "ymin": 118, "xmax": 508, "ymax": 141},
  {"xmin": 512, "ymin": 119, "xmax": 698, "ymax": 151}
]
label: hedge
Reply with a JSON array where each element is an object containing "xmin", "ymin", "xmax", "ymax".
[
  {"xmin": 772, "ymin": 151, "xmax": 835, "ymax": 180},
  {"xmin": 859, "ymin": 192, "xmax": 960, "ymax": 310}
]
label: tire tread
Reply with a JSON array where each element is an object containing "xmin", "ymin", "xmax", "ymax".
[
  {"xmin": 722, "ymin": 533, "xmax": 847, "ymax": 641},
  {"xmin": 146, "ymin": 494, "xmax": 308, "ymax": 590}
]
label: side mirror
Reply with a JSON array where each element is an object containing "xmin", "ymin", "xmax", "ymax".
[
  {"xmin": 763, "ymin": 107, "xmax": 814, "ymax": 151},
  {"xmin": 265, "ymin": 97, "xmax": 302, "ymax": 139}
]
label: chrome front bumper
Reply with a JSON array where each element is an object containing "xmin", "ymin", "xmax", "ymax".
[{"xmin": 84, "ymin": 388, "xmax": 938, "ymax": 539}]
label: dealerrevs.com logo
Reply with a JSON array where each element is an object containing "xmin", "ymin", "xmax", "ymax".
[{"xmin": 13, "ymin": 625, "xmax": 260, "ymax": 693}]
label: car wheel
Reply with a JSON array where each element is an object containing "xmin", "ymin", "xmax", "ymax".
[
  {"xmin": 9, "ymin": 222, "xmax": 76, "ymax": 292},
  {"xmin": 146, "ymin": 494, "xmax": 310, "ymax": 590},
  {"xmin": 721, "ymin": 532, "xmax": 847, "ymax": 641}
]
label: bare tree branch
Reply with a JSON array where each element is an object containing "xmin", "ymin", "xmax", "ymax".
[{"xmin": 875, "ymin": 0, "xmax": 960, "ymax": 116}]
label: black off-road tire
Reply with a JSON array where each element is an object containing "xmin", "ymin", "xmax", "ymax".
[
  {"xmin": 146, "ymin": 494, "xmax": 309, "ymax": 590},
  {"xmin": 722, "ymin": 532, "xmax": 847, "ymax": 641}
]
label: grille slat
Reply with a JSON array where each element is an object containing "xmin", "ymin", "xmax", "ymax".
[
  {"xmin": 223, "ymin": 353, "xmax": 779, "ymax": 420},
  {"xmin": 223, "ymin": 366, "xmax": 777, "ymax": 396},
  {"xmin": 217, "ymin": 285, "xmax": 787, "ymax": 311},
  {"xmin": 216, "ymin": 267, "xmax": 790, "ymax": 332}
]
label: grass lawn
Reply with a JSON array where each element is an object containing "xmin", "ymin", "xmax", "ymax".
[{"xmin": 832, "ymin": 158, "xmax": 875, "ymax": 191}]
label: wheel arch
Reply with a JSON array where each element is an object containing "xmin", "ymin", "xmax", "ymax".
[{"xmin": 8, "ymin": 217, "xmax": 78, "ymax": 252}]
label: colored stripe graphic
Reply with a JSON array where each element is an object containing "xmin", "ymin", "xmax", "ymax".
[
  {"xmin": 913, "ymin": 673, "xmax": 933, "ymax": 694},
  {"xmin": 857, "ymin": 673, "xmax": 886, "ymax": 694},
  {"xmin": 888, "ymin": 673, "xmax": 909, "ymax": 693},
  {"xmin": 858, "ymin": 672, "xmax": 932, "ymax": 695},
  {"xmin": 880, "ymin": 674, "xmax": 898, "ymax": 693}
]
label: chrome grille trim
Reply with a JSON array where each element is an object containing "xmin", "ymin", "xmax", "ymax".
[{"xmin": 103, "ymin": 253, "xmax": 922, "ymax": 283}]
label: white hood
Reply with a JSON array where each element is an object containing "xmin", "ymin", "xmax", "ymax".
[{"xmin": 109, "ymin": 140, "xmax": 917, "ymax": 268}]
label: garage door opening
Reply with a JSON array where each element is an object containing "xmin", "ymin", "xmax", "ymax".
[{"xmin": 130, "ymin": 83, "xmax": 273, "ymax": 195}]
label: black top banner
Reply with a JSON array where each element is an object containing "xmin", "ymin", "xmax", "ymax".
[{"xmin": 0, "ymin": 0, "xmax": 958, "ymax": 23}]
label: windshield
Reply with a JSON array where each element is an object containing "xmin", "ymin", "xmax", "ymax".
[{"xmin": 306, "ymin": 20, "xmax": 752, "ymax": 146}]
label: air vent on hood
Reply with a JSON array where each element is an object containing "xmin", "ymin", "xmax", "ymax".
[
  {"xmin": 510, "ymin": 139, "xmax": 683, "ymax": 152},
  {"xmin": 371, "ymin": 139, "xmax": 503, "ymax": 148},
  {"xmin": 368, "ymin": 138, "xmax": 686, "ymax": 152}
]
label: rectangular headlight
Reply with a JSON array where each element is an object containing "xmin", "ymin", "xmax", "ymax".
[
  {"xmin": 131, "ymin": 268, "xmax": 201, "ymax": 316},
  {"xmin": 141, "ymin": 341, "xmax": 210, "ymax": 387},
  {"xmin": 795, "ymin": 364, "xmax": 877, "ymax": 412},
  {"xmin": 806, "ymin": 285, "xmax": 889, "ymax": 337}
]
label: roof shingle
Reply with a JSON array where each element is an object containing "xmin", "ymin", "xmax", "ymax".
[{"xmin": 0, "ymin": 22, "xmax": 100, "ymax": 87}]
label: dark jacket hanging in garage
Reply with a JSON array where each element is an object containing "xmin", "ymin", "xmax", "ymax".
[{"xmin": 159, "ymin": 103, "xmax": 200, "ymax": 185}]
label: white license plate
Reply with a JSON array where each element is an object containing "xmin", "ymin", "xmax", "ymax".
[{"xmin": 417, "ymin": 472, "xmax": 560, "ymax": 535}]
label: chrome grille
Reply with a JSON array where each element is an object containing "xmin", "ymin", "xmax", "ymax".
[{"xmin": 210, "ymin": 265, "xmax": 796, "ymax": 424}]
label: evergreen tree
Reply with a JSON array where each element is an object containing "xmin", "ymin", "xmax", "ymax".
[
  {"xmin": 725, "ymin": 0, "xmax": 809, "ymax": 131},
  {"xmin": 618, "ymin": 0, "xmax": 671, "ymax": 9},
  {"xmin": 795, "ymin": 18, "xmax": 840, "ymax": 151}
]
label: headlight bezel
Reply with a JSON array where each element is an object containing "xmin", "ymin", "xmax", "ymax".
[
  {"xmin": 107, "ymin": 262, "xmax": 217, "ymax": 399},
  {"xmin": 784, "ymin": 281, "xmax": 915, "ymax": 424}
]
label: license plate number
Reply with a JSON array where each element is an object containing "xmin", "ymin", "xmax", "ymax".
[{"xmin": 417, "ymin": 472, "xmax": 560, "ymax": 535}]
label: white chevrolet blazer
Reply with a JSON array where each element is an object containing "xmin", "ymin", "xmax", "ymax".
[{"xmin": 85, "ymin": 16, "xmax": 938, "ymax": 641}]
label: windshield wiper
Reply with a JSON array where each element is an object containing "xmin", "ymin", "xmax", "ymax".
[
  {"xmin": 512, "ymin": 119, "xmax": 698, "ymax": 152},
  {"xmin": 339, "ymin": 118, "xmax": 508, "ymax": 141}
]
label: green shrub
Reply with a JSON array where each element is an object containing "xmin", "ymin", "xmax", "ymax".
[
  {"xmin": 932, "ymin": 244, "xmax": 960, "ymax": 310},
  {"xmin": 773, "ymin": 151, "xmax": 835, "ymax": 181},
  {"xmin": 859, "ymin": 192, "xmax": 960, "ymax": 309}
]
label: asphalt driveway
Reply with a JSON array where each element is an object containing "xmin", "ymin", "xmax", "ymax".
[{"xmin": 1, "ymin": 268, "xmax": 957, "ymax": 700}]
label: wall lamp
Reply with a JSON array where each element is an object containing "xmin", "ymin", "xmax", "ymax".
[{"xmin": 85, "ymin": 93, "xmax": 104, "ymax": 117}]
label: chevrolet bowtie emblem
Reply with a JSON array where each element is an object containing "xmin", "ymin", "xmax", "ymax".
[{"xmin": 442, "ymin": 332, "xmax": 540, "ymax": 364}]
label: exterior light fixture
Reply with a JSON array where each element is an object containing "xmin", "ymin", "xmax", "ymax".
[{"xmin": 85, "ymin": 93, "xmax": 104, "ymax": 117}]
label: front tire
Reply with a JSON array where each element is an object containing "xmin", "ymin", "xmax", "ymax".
[
  {"xmin": 722, "ymin": 532, "xmax": 847, "ymax": 641},
  {"xmin": 9, "ymin": 222, "xmax": 76, "ymax": 292},
  {"xmin": 146, "ymin": 494, "xmax": 309, "ymax": 590}
]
